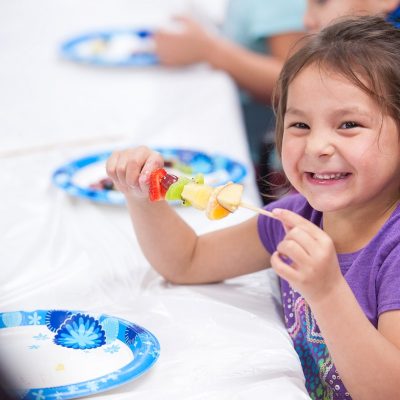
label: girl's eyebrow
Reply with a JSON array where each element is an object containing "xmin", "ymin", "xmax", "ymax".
[
  {"xmin": 285, "ymin": 107, "xmax": 305, "ymax": 116},
  {"xmin": 285, "ymin": 106, "xmax": 372, "ymax": 119}
]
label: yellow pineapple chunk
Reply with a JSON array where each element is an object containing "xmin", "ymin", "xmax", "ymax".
[
  {"xmin": 206, "ymin": 185, "xmax": 231, "ymax": 220},
  {"xmin": 216, "ymin": 183, "xmax": 243, "ymax": 212},
  {"xmin": 181, "ymin": 183, "xmax": 213, "ymax": 210}
]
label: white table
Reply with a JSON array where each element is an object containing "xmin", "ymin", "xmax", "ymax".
[{"xmin": 0, "ymin": 1, "xmax": 309, "ymax": 399}]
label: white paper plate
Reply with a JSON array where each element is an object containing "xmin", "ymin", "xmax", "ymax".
[{"xmin": 0, "ymin": 310, "xmax": 160, "ymax": 399}]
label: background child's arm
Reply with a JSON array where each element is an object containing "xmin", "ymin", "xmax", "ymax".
[
  {"xmin": 154, "ymin": 16, "xmax": 303, "ymax": 103},
  {"xmin": 107, "ymin": 146, "xmax": 270, "ymax": 284}
]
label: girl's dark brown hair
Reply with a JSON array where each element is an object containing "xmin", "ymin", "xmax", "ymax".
[{"xmin": 273, "ymin": 15, "xmax": 400, "ymax": 157}]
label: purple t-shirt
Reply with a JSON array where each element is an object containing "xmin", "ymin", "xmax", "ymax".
[{"xmin": 257, "ymin": 193, "xmax": 400, "ymax": 399}]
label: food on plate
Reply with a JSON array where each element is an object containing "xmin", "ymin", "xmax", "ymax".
[
  {"xmin": 164, "ymin": 159, "xmax": 194, "ymax": 174},
  {"xmin": 89, "ymin": 177, "xmax": 115, "ymax": 191}
]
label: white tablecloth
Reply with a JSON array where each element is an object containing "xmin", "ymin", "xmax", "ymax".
[{"xmin": 0, "ymin": 1, "xmax": 309, "ymax": 399}]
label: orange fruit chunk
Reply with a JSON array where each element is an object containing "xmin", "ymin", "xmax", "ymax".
[{"xmin": 206, "ymin": 185, "xmax": 231, "ymax": 220}]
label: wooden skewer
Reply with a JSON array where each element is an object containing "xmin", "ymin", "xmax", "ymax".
[{"xmin": 239, "ymin": 201, "xmax": 276, "ymax": 218}]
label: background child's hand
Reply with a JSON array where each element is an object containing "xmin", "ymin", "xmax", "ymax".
[
  {"xmin": 106, "ymin": 146, "xmax": 164, "ymax": 199},
  {"xmin": 154, "ymin": 16, "xmax": 213, "ymax": 66},
  {"xmin": 270, "ymin": 208, "xmax": 344, "ymax": 305}
]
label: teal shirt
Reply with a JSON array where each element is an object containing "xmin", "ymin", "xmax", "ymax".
[
  {"xmin": 223, "ymin": 0, "xmax": 306, "ymax": 55},
  {"xmin": 221, "ymin": 0, "xmax": 306, "ymax": 165}
]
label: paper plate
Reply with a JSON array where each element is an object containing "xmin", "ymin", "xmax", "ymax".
[
  {"xmin": 60, "ymin": 29, "xmax": 158, "ymax": 67},
  {"xmin": 0, "ymin": 310, "xmax": 160, "ymax": 399},
  {"xmin": 52, "ymin": 148, "xmax": 247, "ymax": 205}
]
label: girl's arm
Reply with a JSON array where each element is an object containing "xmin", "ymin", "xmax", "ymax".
[
  {"xmin": 154, "ymin": 16, "xmax": 304, "ymax": 103},
  {"xmin": 271, "ymin": 208, "xmax": 400, "ymax": 400},
  {"xmin": 310, "ymin": 282, "xmax": 400, "ymax": 400},
  {"xmin": 107, "ymin": 146, "xmax": 270, "ymax": 284}
]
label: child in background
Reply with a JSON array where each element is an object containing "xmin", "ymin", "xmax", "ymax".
[
  {"xmin": 154, "ymin": 0, "xmax": 306, "ymax": 171},
  {"xmin": 107, "ymin": 17, "xmax": 400, "ymax": 399},
  {"xmin": 304, "ymin": 0, "xmax": 400, "ymax": 31}
]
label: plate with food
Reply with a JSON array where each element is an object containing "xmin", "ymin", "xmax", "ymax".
[
  {"xmin": 0, "ymin": 310, "xmax": 160, "ymax": 400},
  {"xmin": 60, "ymin": 28, "xmax": 158, "ymax": 67},
  {"xmin": 52, "ymin": 148, "xmax": 247, "ymax": 205}
]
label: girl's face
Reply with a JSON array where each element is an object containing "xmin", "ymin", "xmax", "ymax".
[
  {"xmin": 282, "ymin": 65, "xmax": 400, "ymax": 215},
  {"xmin": 304, "ymin": 0, "xmax": 397, "ymax": 32}
]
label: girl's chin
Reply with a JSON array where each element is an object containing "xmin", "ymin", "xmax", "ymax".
[{"xmin": 303, "ymin": 195, "xmax": 347, "ymax": 213}]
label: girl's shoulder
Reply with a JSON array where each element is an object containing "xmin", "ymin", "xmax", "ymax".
[
  {"xmin": 258, "ymin": 194, "xmax": 321, "ymax": 254},
  {"xmin": 373, "ymin": 202, "xmax": 400, "ymax": 254}
]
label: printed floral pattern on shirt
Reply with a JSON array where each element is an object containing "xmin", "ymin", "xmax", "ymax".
[{"xmin": 281, "ymin": 281, "xmax": 352, "ymax": 399}]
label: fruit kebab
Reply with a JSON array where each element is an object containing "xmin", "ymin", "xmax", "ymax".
[{"xmin": 149, "ymin": 168, "xmax": 274, "ymax": 220}]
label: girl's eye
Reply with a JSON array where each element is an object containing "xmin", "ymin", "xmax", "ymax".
[
  {"xmin": 340, "ymin": 121, "xmax": 359, "ymax": 129},
  {"xmin": 290, "ymin": 122, "xmax": 309, "ymax": 129}
]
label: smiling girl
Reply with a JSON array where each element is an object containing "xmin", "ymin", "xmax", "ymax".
[{"xmin": 107, "ymin": 16, "xmax": 400, "ymax": 399}]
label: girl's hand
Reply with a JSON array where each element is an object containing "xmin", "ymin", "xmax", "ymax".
[
  {"xmin": 270, "ymin": 208, "xmax": 344, "ymax": 305},
  {"xmin": 154, "ymin": 16, "xmax": 213, "ymax": 66},
  {"xmin": 106, "ymin": 146, "xmax": 164, "ymax": 199}
]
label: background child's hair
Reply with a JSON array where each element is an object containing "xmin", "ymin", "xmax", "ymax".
[{"xmin": 273, "ymin": 15, "xmax": 400, "ymax": 157}]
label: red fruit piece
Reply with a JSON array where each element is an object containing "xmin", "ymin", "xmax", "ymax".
[
  {"xmin": 161, "ymin": 173, "xmax": 178, "ymax": 191},
  {"xmin": 149, "ymin": 168, "xmax": 167, "ymax": 201}
]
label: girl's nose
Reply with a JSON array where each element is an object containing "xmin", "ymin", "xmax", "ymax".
[{"xmin": 305, "ymin": 131, "xmax": 335, "ymax": 157}]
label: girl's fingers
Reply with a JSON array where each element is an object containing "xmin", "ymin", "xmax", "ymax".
[
  {"xmin": 105, "ymin": 151, "xmax": 120, "ymax": 182},
  {"xmin": 282, "ymin": 225, "xmax": 317, "ymax": 257},
  {"xmin": 123, "ymin": 146, "xmax": 153, "ymax": 189},
  {"xmin": 138, "ymin": 152, "xmax": 164, "ymax": 191},
  {"xmin": 272, "ymin": 208, "xmax": 325, "ymax": 241},
  {"xmin": 276, "ymin": 238, "xmax": 310, "ymax": 268},
  {"xmin": 270, "ymin": 251, "xmax": 300, "ymax": 283},
  {"xmin": 106, "ymin": 146, "xmax": 163, "ymax": 194},
  {"xmin": 124, "ymin": 159, "xmax": 142, "ymax": 189}
]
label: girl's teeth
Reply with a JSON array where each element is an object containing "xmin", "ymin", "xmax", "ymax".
[{"xmin": 312, "ymin": 173, "xmax": 347, "ymax": 180}]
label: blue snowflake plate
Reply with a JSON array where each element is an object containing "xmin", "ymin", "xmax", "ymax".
[
  {"xmin": 0, "ymin": 310, "xmax": 160, "ymax": 400},
  {"xmin": 51, "ymin": 147, "xmax": 247, "ymax": 205},
  {"xmin": 60, "ymin": 29, "xmax": 158, "ymax": 67}
]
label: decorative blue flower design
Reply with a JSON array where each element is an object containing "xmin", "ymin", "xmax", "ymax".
[
  {"xmin": 28, "ymin": 312, "xmax": 42, "ymax": 325},
  {"xmin": 2, "ymin": 311, "xmax": 22, "ymax": 327},
  {"xmin": 31, "ymin": 389, "xmax": 45, "ymax": 400},
  {"xmin": 54, "ymin": 313, "xmax": 106, "ymax": 350},
  {"xmin": 33, "ymin": 333, "xmax": 49, "ymax": 341},
  {"xmin": 104, "ymin": 344, "xmax": 120, "ymax": 354},
  {"xmin": 125, "ymin": 324, "xmax": 146, "ymax": 345},
  {"xmin": 45, "ymin": 310, "xmax": 72, "ymax": 332},
  {"xmin": 100, "ymin": 317, "xmax": 119, "ymax": 343}
]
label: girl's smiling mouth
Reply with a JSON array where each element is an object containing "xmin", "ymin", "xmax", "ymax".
[{"xmin": 306, "ymin": 172, "xmax": 351, "ymax": 184}]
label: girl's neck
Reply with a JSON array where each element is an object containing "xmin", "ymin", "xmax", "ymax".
[{"xmin": 322, "ymin": 199, "xmax": 399, "ymax": 254}]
